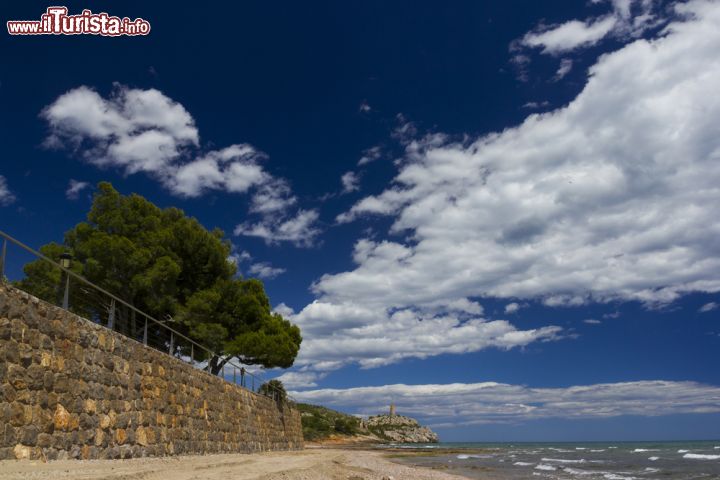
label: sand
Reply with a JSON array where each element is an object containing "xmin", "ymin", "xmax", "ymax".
[{"xmin": 0, "ymin": 448, "xmax": 470, "ymax": 480}]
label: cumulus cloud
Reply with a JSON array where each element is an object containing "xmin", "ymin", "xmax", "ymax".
[
  {"xmin": 358, "ymin": 146, "xmax": 383, "ymax": 166},
  {"xmin": 699, "ymin": 302, "xmax": 719, "ymax": 313},
  {"xmin": 522, "ymin": 101, "xmax": 551, "ymax": 110},
  {"xmin": 169, "ymin": 144, "xmax": 268, "ymax": 197},
  {"xmin": 235, "ymin": 209, "xmax": 321, "ymax": 247},
  {"xmin": 521, "ymin": 15, "xmax": 619, "ymax": 54},
  {"xmin": 42, "ymin": 85, "xmax": 320, "ymax": 246},
  {"xmin": 554, "ymin": 58, "xmax": 574, "ymax": 80},
  {"xmin": 517, "ymin": 0, "xmax": 662, "ymax": 55},
  {"xmin": 248, "ymin": 262, "xmax": 286, "ymax": 280},
  {"xmin": 281, "ymin": 1, "xmax": 720, "ymax": 377},
  {"xmin": 227, "ymin": 249, "xmax": 251, "ymax": 268},
  {"xmin": 336, "ymin": 2, "xmax": 720, "ymax": 308},
  {"xmin": 392, "ymin": 113, "xmax": 418, "ymax": 144},
  {"xmin": 65, "ymin": 179, "xmax": 90, "ymax": 200},
  {"xmin": 505, "ymin": 302, "xmax": 521, "ymax": 314},
  {"xmin": 291, "ymin": 380, "xmax": 720, "ymax": 426},
  {"xmin": 359, "ymin": 100, "xmax": 372, "ymax": 113},
  {"xmin": 275, "ymin": 370, "xmax": 325, "ymax": 389},
  {"xmin": 0, "ymin": 176, "xmax": 15, "ymax": 205},
  {"xmin": 341, "ymin": 171, "xmax": 361, "ymax": 193},
  {"xmin": 42, "ymin": 86, "xmax": 198, "ymax": 175},
  {"xmin": 287, "ymin": 298, "xmax": 561, "ymax": 369},
  {"xmin": 249, "ymin": 179, "xmax": 297, "ymax": 214}
]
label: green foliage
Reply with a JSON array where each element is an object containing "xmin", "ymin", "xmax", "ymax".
[
  {"xmin": 296, "ymin": 403, "xmax": 362, "ymax": 440},
  {"xmin": 258, "ymin": 379, "xmax": 288, "ymax": 402},
  {"xmin": 17, "ymin": 182, "xmax": 301, "ymax": 374}
]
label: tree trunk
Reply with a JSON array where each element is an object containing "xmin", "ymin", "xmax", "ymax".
[{"xmin": 209, "ymin": 355, "xmax": 231, "ymax": 375}]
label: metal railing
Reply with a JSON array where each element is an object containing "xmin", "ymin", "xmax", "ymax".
[{"xmin": 0, "ymin": 229, "xmax": 293, "ymax": 405}]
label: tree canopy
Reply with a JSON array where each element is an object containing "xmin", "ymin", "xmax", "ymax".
[{"xmin": 17, "ymin": 182, "xmax": 301, "ymax": 374}]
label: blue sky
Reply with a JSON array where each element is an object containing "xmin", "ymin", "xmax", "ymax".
[{"xmin": 2, "ymin": 1, "xmax": 720, "ymax": 441}]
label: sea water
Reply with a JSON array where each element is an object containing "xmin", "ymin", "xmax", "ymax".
[{"xmin": 384, "ymin": 441, "xmax": 720, "ymax": 479}]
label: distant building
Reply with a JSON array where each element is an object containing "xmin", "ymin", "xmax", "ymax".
[{"xmin": 389, "ymin": 403, "xmax": 396, "ymax": 416}]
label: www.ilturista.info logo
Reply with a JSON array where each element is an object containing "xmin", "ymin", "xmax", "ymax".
[{"xmin": 7, "ymin": 7, "xmax": 150, "ymax": 36}]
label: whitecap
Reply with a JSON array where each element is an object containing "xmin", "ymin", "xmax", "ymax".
[
  {"xmin": 576, "ymin": 447, "xmax": 587, "ymax": 450},
  {"xmin": 590, "ymin": 449, "xmax": 606, "ymax": 452},
  {"xmin": 678, "ymin": 449, "xmax": 689, "ymax": 453},
  {"xmin": 535, "ymin": 464, "xmax": 557, "ymax": 471},
  {"xmin": 683, "ymin": 453, "xmax": 720, "ymax": 460},
  {"xmin": 632, "ymin": 449, "xmax": 658, "ymax": 452},
  {"xmin": 603, "ymin": 474, "xmax": 637, "ymax": 480},
  {"xmin": 548, "ymin": 448, "xmax": 573, "ymax": 452},
  {"xmin": 514, "ymin": 461, "xmax": 533, "ymax": 466},
  {"xmin": 648, "ymin": 457, "xmax": 659, "ymax": 461},
  {"xmin": 645, "ymin": 468, "xmax": 660, "ymax": 473},
  {"xmin": 564, "ymin": 467, "xmax": 596, "ymax": 476},
  {"xmin": 456, "ymin": 454, "xmax": 491, "ymax": 460},
  {"xmin": 541, "ymin": 458, "xmax": 586, "ymax": 464}
]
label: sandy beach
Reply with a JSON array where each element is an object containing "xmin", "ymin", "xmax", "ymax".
[{"xmin": 0, "ymin": 448, "xmax": 470, "ymax": 480}]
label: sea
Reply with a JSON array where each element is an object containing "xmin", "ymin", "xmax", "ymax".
[{"xmin": 383, "ymin": 441, "xmax": 720, "ymax": 480}]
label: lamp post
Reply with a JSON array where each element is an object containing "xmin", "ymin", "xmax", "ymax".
[{"xmin": 59, "ymin": 252, "xmax": 72, "ymax": 309}]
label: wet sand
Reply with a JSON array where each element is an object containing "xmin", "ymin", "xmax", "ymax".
[{"xmin": 0, "ymin": 447, "xmax": 472, "ymax": 480}]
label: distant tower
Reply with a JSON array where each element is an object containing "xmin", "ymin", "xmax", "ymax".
[{"xmin": 389, "ymin": 403, "xmax": 396, "ymax": 416}]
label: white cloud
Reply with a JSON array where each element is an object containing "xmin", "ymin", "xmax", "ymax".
[
  {"xmin": 65, "ymin": 179, "xmax": 89, "ymax": 200},
  {"xmin": 169, "ymin": 144, "xmax": 268, "ymax": 197},
  {"xmin": 584, "ymin": 319, "xmax": 602, "ymax": 325},
  {"xmin": 359, "ymin": 100, "xmax": 372, "ymax": 113},
  {"xmin": 249, "ymin": 179, "xmax": 297, "ymax": 214},
  {"xmin": 505, "ymin": 302, "xmax": 521, "ymax": 314},
  {"xmin": 42, "ymin": 87, "xmax": 268, "ymax": 197},
  {"xmin": 42, "ymin": 86, "xmax": 198, "ymax": 175},
  {"xmin": 554, "ymin": 58, "xmax": 574, "ymax": 80},
  {"xmin": 392, "ymin": 113, "xmax": 418, "ymax": 144},
  {"xmin": 288, "ymin": 299, "xmax": 561, "ymax": 369},
  {"xmin": 227, "ymin": 249, "xmax": 251, "ymax": 267},
  {"xmin": 287, "ymin": 1, "xmax": 720, "ymax": 376},
  {"xmin": 275, "ymin": 370, "xmax": 325, "ymax": 389},
  {"xmin": 510, "ymin": 54, "xmax": 532, "ymax": 82},
  {"xmin": 0, "ymin": 176, "xmax": 15, "ymax": 205},
  {"xmin": 521, "ymin": 15, "xmax": 618, "ymax": 54},
  {"xmin": 42, "ymin": 85, "xmax": 321, "ymax": 246},
  {"xmin": 248, "ymin": 262, "xmax": 286, "ymax": 280},
  {"xmin": 235, "ymin": 209, "xmax": 321, "ymax": 247},
  {"xmin": 336, "ymin": 2, "xmax": 720, "ymax": 308},
  {"xmin": 341, "ymin": 171, "xmax": 360, "ymax": 193},
  {"xmin": 291, "ymin": 380, "xmax": 720, "ymax": 426},
  {"xmin": 517, "ymin": 0, "xmax": 662, "ymax": 55},
  {"xmin": 699, "ymin": 302, "xmax": 719, "ymax": 313},
  {"xmin": 358, "ymin": 146, "xmax": 383, "ymax": 166},
  {"xmin": 522, "ymin": 101, "xmax": 551, "ymax": 110}
]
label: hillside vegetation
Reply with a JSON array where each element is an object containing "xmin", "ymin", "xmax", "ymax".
[
  {"xmin": 297, "ymin": 404, "xmax": 439, "ymax": 443},
  {"xmin": 296, "ymin": 403, "xmax": 362, "ymax": 440}
]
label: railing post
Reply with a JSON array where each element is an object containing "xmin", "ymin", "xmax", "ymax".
[
  {"xmin": 143, "ymin": 317, "xmax": 148, "ymax": 346},
  {"xmin": 0, "ymin": 238, "xmax": 6, "ymax": 281},
  {"xmin": 107, "ymin": 299, "xmax": 115, "ymax": 330},
  {"xmin": 169, "ymin": 332, "xmax": 174, "ymax": 355},
  {"xmin": 233, "ymin": 367, "xmax": 236, "ymax": 384},
  {"xmin": 62, "ymin": 271, "xmax": 70, "ymax": 310},
  {"xmin": 190, "ymin": 344, "xmax": 194, "ymax": 365}
]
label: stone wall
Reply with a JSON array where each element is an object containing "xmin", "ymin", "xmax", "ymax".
[{"xmin": 0, "ymin": 284, "xmax": 303, "ymax": 460}]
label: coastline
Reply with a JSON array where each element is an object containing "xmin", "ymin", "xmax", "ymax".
[{"xmin": 0, "ymin": 447, "xmax": 472, "ymax": 480}]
